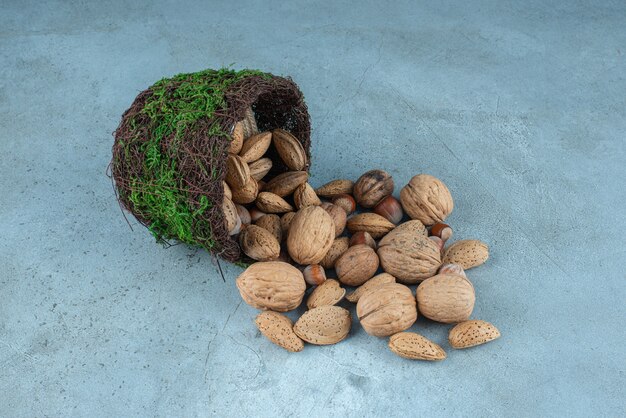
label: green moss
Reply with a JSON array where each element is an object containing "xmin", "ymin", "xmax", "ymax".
[{"xmin": 119, "ymin": 68, "xmax": 270, "ymax": 250}]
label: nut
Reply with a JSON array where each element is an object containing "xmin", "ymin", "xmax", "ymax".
[
  {"xmin": 346, "ymin": 213, "xmax": 395, "ymax": 239},
  {"xmin": 264, "ymin": 171, "xmax": 308, "ymax": 197},
  {"xmin": 430, "ymin": 222, "xmax": 453, "ymax": 242},
  {"xmin": 235, "ymin": 204, "xmax": 251, "ymax": 225},
  {"xmin": 388, "ymin": 332, "xmax": 446, "ymax": 361},
  {"xmin": 428, "ymin": 236, "xmax": 445, "ymax": 254},
  {"xmin": 280, "ymin": 211, "xmax": 296, "ymax": 235},
  {"xmin": 335, "ymin": 244, "xmax": 379, "ymax": 286},
  {"xmin": 373, "ymin": 195, "xmax": 403, "ymax": 224},
  {"xmin": 235, "ymin": 261, "xmax": 305, "ymax": 311},
  {"xmin": 287, "ymin": 206, "xmax": 335, "ymax": 265},
  {"xmin": 255, "ymin": 214, "xmax": 282, "ymax": 243},
  {"xmin": 239, "ymin": 131, "xmax": 272, "ymax": 163},
  {"xmin": 380, "ymin": 219, "xmax": 427, "ymax": 239},
  {"xmin": 438, "ymin": 263, "xmax": 467, "ymax": 279},
  {"xmin": 416, "ymin": 274, "xmax": 475, "ymax": 323},
  {"xmin": 320, "ymin": 237, "xmax": 350, "ymax": 269},
  {"xmin": 303, "ymin": 264, "xmax": 327, "ymax": 286},
  {"xmin": 255, "ymin": 311, "xmax": 304, "ymax": 352},
  {"xmin": 293, "ymin": 182, "xmax": 322, "ymax": 209},
  {"xmin": 448, "ymin": 320, "xmax": 501, "ymax": 349},
  {"xmin": 332, "ymin": 194, "xmax": 356, "ymax": 214},
  {"xmin": 225, "ymin": 154, "xmax": 251, "ymax": 189},
  {"xmin": 248, "ymin": 157, "xmax": 273, "ymax": 181},
  {"xmin": 346, "ymin": 272, "xmax": 395, "ymax": 303},
  {"xmin": 353, "ymin": 169, "xmax": 394, "ymax": 208},
  {"xmin": 400, "ymin": 174, "xmax": 453, "ymax": 225},
  {"xmin": 307, "ymin": 279, "xmax": 345, "ymax": 309},
  {"xmin": 442, "ymin": 239, "xmax": 489, "ymax": 270},
  {"xmin": 349, "ymin": 231, "xmax": 376, "ymax": 250},
  {"xmin": 293, "ymin": 305, "xmax": 351, "ymax": 345},
  {"xmin": 272, "ymin": 129, "xmax": 307, "ymax": 171},
  {"xmin": 255, "ymin": 192, "xmax": 294, "ymax": 213},
  {"xmin": 356, "ymin": 283, "xmax": 417, "ymax": 337},
  {"xmin": 229, "ymin": 121, "xmax": 244, "ymax": 154},
  {"xmin": 320, "ymin": 202, "xmax": 347, "ymax": 237},
  {"xmin": 241, "ymin": 107, "xmax": 259, "ymax": 138},
  {"xmin": 222, "ymin": 197, "xmax": 240, "ymax": 235},
  {"xmin": 249, "ymin": 207, "xmax": 266, "ymax": 222},
  {"xmin": 239, "ymin": 224, "xmax": 280, "ymax": 261},
  {"xmin": 316, "ymin": 179, "xmax": 354, "ymax": 198},
  {"xmin": 377, "ymin": 227, "xmax": 441, "ymax": 284},
  {"xmin": 231, "ymin": 177, "xmax": 259, "ymax": 204},
  {"xmin": 223, "ymin": 181, "xmax": 232, "ymax": 200}
]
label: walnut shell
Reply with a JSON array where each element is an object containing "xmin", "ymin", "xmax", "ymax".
[
  {"xmin": 400, "ymin": 174, "xmax": 453, "ymax": 225},
  {"xmin": 235, "ymin": 261, "xmax": 306, "ymax": 311},
  {"xmin": 353, "ymin": 169, "xmax": 394, "ymax": 208},
  {"xmin": 287, "ymin": 206, "xmax": 335, "ymax": 265},
  {"xmin": 377, "ymin": 229, "xmax": 441, "ymax": 284},
  {"xmin": 416, "ymin": 274, "xmax": 475, "ymax": 323},
  {"xmin": 335, "ymin": 244, "xmax": 379, "ymax": 286},
  {"xmin": 356, "ymin": 283, "xmax": 417, "ymax": 337}
]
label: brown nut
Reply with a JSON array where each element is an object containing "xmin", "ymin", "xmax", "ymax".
[
  {"xmin": 236, "ymin": 261, "xmax": 305, "ymax": 311},
  {"xmin": 255, "ymin": 311, "xmax": 304, "ymax": 352},
  {"xmin": 264, "ymin": 171, "xmax": 308, "ymax": 197},
  {"xmin": 335, "ymin": 244, "xmax": 379, "ymax": 286},
  {"xmin": 438, "ymin": 263, "xmax": 467, "ymax": 279},
  {"xmin": 346, "ymin": 272, "xmax": 395, "ymax": 303},
  {"xmin": 239, "ymin": 224, "xmax": 280, "ymax": 261},
  {"xmin": 225, "ymin": 154, "xmax": 251, "ymax": 190},
  {"xmin": 307, "ymin": 278, "xmax": 345, "ymax": 309},
  {"xmin": 416, "ymin": 274, "xmax": 475, "ymax": 323},
  {"xmin": 249, "ymin": 207, "xmax": 266, "ymax": 222},
  {"xmin": 255, "ymin": 214, "xmax": 282, "ymax": 243},
  {"xmin": 293, "ymin": 306, "xmax": 351, "ymax": 345},
  {"xmin": 349, "ymin": 231, "xmax": 376, "ymax": 250},
  {"xmin": 303, "ymin": 264, "xmax": 327, "ymax": 286},
  {"xmin": 373, "ymin": 195, "xmax": 403, "ymax": 224},
  {"xmin": 430, "ymin": 222, "xmax": 453, "ymax": 242},
  {"xmin": 449, "ymin": 320, "xmax": 501, "ymax": 349},
  {"xmin": 332, "ymin": 194, "xmax": 356, "ymax": 215},
  {"xmin": 239, "ymin": 131, "xmax": 272, "ymax": 163},
  {"xmin": 280, "ymin": 211, "xmax": 296, "ymax": 236},
  {"xmin": 377, "ymin": 228, "xmax": 441, "ymax": 284},
  {"xmin": 222, "ymin": 197, "xmax": 240, "ymax": 235},
  {"xmin": 353, "ymin": 169, "xmax": 394, "ymax": 208},
  {"xmin": 272, "ymin": 129, "xmax": 308, "ymax": 171},
  {"xmin": 388, "ymin": 332, "xmax": 446, "ymax": 361},
  {"xmin": 320, "ymin": 237, "xmax": 350, "ymax": 269},
  {"xmin": 400, "ymin": 174, "xmax": 453, "ymax": 225},
  {"xmin": 321, "ymin": 202, "xmax": 347, "ymax": 237},
  {"xmin": 293, "ymin": 182, "xmax": 322, "ymax": 209},
  {"xmin": 223, "ymin": 181, "xmax": 232, "ymax": 200},
  {"xmin": 229, "ymin": 121, "xmax": 244, "ymax": 154},
  {"xmin": 356, "ymin": 283, "xmax": 417, "ymax": 337},
  {"xmin": 241, "ymin": 107, "xmax": 259, "ymax": 138},
  {"xmin": 255, "ymin": 192, "xmax": 294, "ymax": 213},
  {"xmin": 287, "ymin": 206, "xmax": 336, "ymax": 265},
  {"xmin": 231, "ymin": 177, "xmax": 259, "ymax": 204},
  {"xmin": 248, "ymin": 157, "xmax": 273, "ymax": 181},
  {"xmin": 429, "ymin": 236, "xmax": 445, "ymax": 254},
  {"xmin": 346, "ymin": 213, "xmax": 395, "ymax": 239},
  {"xmin": 442, "ymin": 239, "xmax": 489, "ymax": 270},
  {"xmin": 316, "ymin": 179, "xmax": 354, "ymax": 198},
  {"xmin": 235, "ymin": 204, "xmax": 251, "ymax": 225}
]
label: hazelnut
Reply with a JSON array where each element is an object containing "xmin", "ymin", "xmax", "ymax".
[
  {"xmin": 430, "ymin": 222, "xmax": 453, "ymax": 242},
  {"xmin": 349, "ymin": 231, "xmax": 376, "ymax": 250},
  {"xmin": 332, "ymin": 194, "xmax": 356, "ymax": 215},
  {"xmin": 438, "ymin": 263, "xmax": 467, "ymax": 279},
  {"xmin": 303, "ymin": 264, "xmax": 327, "ymax": 286},
  {"xmin": 373, "ymin": 195, "xmax": 403, "ymax": 224},
  {"xmin": 353, "ymin": 169, "xmax": 394, "ymax": 208}
]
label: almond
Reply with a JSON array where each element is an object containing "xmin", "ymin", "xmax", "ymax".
[
  {"xmin": 241, "ymin": 107, "xmax": 258, "ymax": 138},
  {"xmin": 235, "ymin": 204, "xmax": 251, "ymax": 225},
  {"xmin": 315, "ymin": 179, "xmax": 354, "ymax": 198},
  {"xmin": 222, "ymin": 197, "xmax": 240, "ymax": 235},
  {"xmin": 335, "ymin": 244, "xmax": 379, "ymax": 286},
  {"xmin": 400, "ymin": 174, "xmax": 453, "ymax": 225},
  {"xmin": 255, "ymin": 214, "xmax": 282, "ymax": 243},
  {"xmin": 353, "ymin": 169, "xmax": 394, "ymax": 208},
  {"xmin": 346, "ymin": 213, "xmax": 395, "ymax": 239},
  {"xmin": 293, "ymin": 182, "xmax": 321, "ymax": 209},
  {"xmin": 346, "ymin": 273, "xmax": 395, "ymax": 303},
  {"xmin": 225, "ymin": 154, "xmax": 251, "ymax": 189},
  {"xmin": 332, "ymin": 194, "xmax": 356, "ymax": 215},
  {"xmin": 255, "ymin": 192, "xmax": 294, "ymax": 213},
  {"xmin": 416, "ymin": 274, "xmax": 475, "ymax": 323},
  {"xmin": 320, "ymin": 202, "xmax": 347, "ymax": 237},
  {"xmin": 272, "ymin": 129, "xmax": 307, "ymax": 171},
  {"xmin": 377, "ymin": 228, "xmax": 441, "ymax": 284},
  {"xmin": 255, "ymin": 311, "xmax": 304, "ymax": 352},
  {"xmin": 307, "ymin": 279, "xmax": 346, "ymax": 309},
  {"xmin": 287, "ymin": 206, "xmax": 336, "ymax": 265},
  {"xmin": 249, "ymin": 157, "xmax": 273, "ymax": 181},
  {"xmin": 249, "ymin": 207, "xmax": 266, "ymax": 222},
  {"xmin": 231, "ymin": 177, "xmax": 259, "ymax": 204},
  {"xmin": 303, "ymin": 264, "xmax": 327, "ymax": 286},
  {"xmin": 448, "ymin": 320, "xmax": 501, "ymax": 349},
  {"xmin": 280, "ymin": 211, "xmax": 296, "ymax": 235},
  {"xmin": 239, "ymin": 131, "xmax": 272, "ymax": 163},
  {"xmin": 293, "ymin": 306, "xmax": 351, "ymax": 345},
  {"xmin": 388, "ymin": 332, "xmax": 446, "ymax": 361},
  {"xmin": 442, "ymin": 239, "xmax": 489, "ymax": 270},
  {"xmin": 236, "ymin": 261, "xmax": 306, "ymax": 311},
  {"xmin": 356, "ymin": 283, "xmax": 417, "ymax": 337},
  {"xmin": 239, "ymin": 224, "xmax": 280, "ymax": 261},
  {"xmin": 320, "ymin": 237, "xmax": 350, "ymax": 269},
  {"xmin": 264, "ymin": 171, "xmax": 308, "ymax": 197},
  {"xmin": 229, "ymin": 121, "xmax": 244, "ymax": 154},
  {"xmin": 223, "ymin": 181, "xmax": 232, "ymax": 200}
]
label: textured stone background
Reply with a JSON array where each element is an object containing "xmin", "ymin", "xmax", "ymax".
[{"xmin": 1, "ymin": 0, "xmax": 624, "ymax": 416}]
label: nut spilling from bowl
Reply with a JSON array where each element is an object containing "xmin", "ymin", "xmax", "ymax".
[{"xmin": 225, "ymin": 109, "xmax": 499, "ymax": 360}]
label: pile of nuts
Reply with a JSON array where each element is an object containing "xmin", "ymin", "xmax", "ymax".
[{"xmin": 223, "ymin": 110, "xmax": 500, "ymax": 361}]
